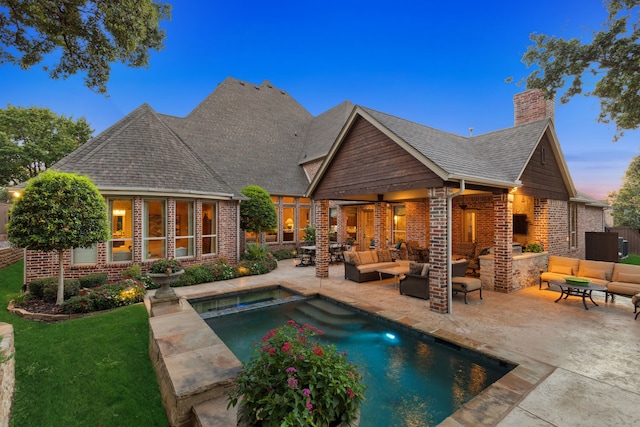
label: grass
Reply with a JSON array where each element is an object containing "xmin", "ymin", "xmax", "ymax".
[
  {"xmin": 621, "ymin": 254, "xmax": 640, "ymax": 265},
  {"xmin": 0, "ymin": 261, "xmax": 168, "ymax": 427}
]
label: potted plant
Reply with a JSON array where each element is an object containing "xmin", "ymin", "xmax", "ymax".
[
  {"xmin": 229, "ymin": 320, "xmax": 365, "ymax": 426},
  {"xmin": 147, "ymin": 258, "xmax": 184, "ymax": 298}
]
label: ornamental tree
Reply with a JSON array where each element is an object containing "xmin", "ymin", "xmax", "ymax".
[
  {"xmin": 0, "ymin": 0, "xmax": 171, "ymax": 94},
  {"xmin": 522, "ymin": 0, "xmax": 640, "ymax": 141},
  {"xmin": 7, "ymin": 170, "xmax": 110, "ymax": 305},
  {"xmin": 0, "ymin": 105, "xmax": 93, "ymax": 186},
  {"xmin": 608, "ymin": 152, "xmax": 640, "ymax": 229},
  {"xmin": 239, "ymin": 185, "xmax": 277, "ymax": 244}
]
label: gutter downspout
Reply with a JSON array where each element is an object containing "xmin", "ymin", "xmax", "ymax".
[{"xmin": 447, "ymin": 180, "xmax": 465, "ymax": 314}]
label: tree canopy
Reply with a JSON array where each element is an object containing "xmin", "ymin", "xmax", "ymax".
[
  {"xmin": 239, "ymin": 185, "xmax": 277, "ymax": 241},
  {"xmin": 522, "ymin": 0, "xmax": 640, "ymax": 141},
  {"xmin": 0, "ymin": 0, "xmax": 171, "ymax": 94},
  {"xmin": 608, "ymin": 152, "xmax": 640, "ymax": 229},
  {"xmin": 0, "ymin": 105, "xmax": 92, "ymax": 186},
  {"xmin": 8, "ymin": 170, "xmax": 109, "ymax": 304}
]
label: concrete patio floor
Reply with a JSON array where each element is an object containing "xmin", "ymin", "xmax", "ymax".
[{"xmin": 167, "ymin": 259, "xmax": 640, "ymax": 426}]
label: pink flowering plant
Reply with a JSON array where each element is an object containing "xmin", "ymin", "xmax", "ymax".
[{"xmin": 228, "ymin": 320, "xmax": 365, "ymax": 426}]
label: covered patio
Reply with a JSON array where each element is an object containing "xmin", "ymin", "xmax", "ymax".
[{"xmin": 306, "ymin": 106, "xmax": 573, "ymax": 314}]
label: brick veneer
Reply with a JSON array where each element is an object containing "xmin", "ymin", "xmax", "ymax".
[
  {"xmin": 315, "ymin": 199, "xmax": 329, "ymax": 278},
  {"xmin": 0, "ymin": 247, "xmax": 23, "ymax": 270},
  {"xmin": 428, "ymin": 187, "xmax": 450, "ymax": 313},
  {"xmin": 24, "ymin": 197, "xmax": 239, "ymax": 285},
  {"xmin": 514, "ymin": 89, "xmax": 555, "ymax": 125},
  {"xmin": 493, "ymin": 193, "xmax": 513, "ymax": 293}
]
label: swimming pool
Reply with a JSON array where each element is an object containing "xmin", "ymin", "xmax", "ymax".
[{"xmin": 201, "ymin": 293, "xmax": 513, "ymax": 426}]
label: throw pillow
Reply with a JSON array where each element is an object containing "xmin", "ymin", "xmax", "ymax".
[
  {"xmin": 358, "ymin": 251, "xmax": 374, "ymax": 265},
  {"xmin": 377, "ymin": 250, "xmax": 392, "ymax": 263},
  {"xmin": 409, "ymin": 262, "xmax": 424, "ymax": 275},
  {"xmin": 343, "ymin": 251, "xmax": 353, "ymax": 264},
  {"xmin": 616, "ymin": 272, "xmax": 640, "ymax": 284},
  {"xmin": 550, "ymin": 264, "xmax": 573, "ymax": 275},
  {"xmin": 421, "ymin": 263, "xmax": 430, "ymax": 277},
  {"xmin": 577, "ymin": 266, "xmax": 607, "ymax": 281},
  {"xmin": 371, "ymin": 250, "xmax": 379, "ymax": 263}
]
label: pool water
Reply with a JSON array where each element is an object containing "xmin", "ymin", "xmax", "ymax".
[
  {"xmin": 190, "ymin": 287, "xmax": 300, "ymax": 318},
  {"xmin": 204, "ymin": 297, "xmax": 512, "ymax": 426}
]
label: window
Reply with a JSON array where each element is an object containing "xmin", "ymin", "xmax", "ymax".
[
  {"xmin": 329, "ymin": 208, "xmax": 338, "ymax": 241},
  {"xmin": 569, "ymin": 203, "xmax": 577, "ymax": 249},
  {"xmin": 73, "ymin": 245, "xmax": 97, "ymax": 265},
  {"xmin": 462, "ymin": 210, "xmax": 477, "ymax": 243},
  {"xmin": 392, "ymin": 205, "xmax": 406, "ymax": 244},
  {"xmin": 299, "ymin": 207, "xmax": 311, "ymax": 241},
  {"xmin": 144, "ymin": 200, "xmax": 166, "ymax": 260},
  {"xmin": 108, "ymin": 199, "xmax": 133, "ymax": 262},
  {"xmin": 283, "ymin": 207, "xmax": 295, "ymax": 242},
  {"xmin": 175, "ymin": 201, "xmax": 194, "ymax": 257},
  {"xmin": 202, "ymin": 202, "xmax": 217, "ymax": 255}
]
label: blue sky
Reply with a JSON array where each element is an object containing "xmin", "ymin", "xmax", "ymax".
[{"xmin": 1, "ymin": 0, "xmax": 637, "ymax": 200}]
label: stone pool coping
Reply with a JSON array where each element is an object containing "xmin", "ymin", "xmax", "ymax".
[{"xmin": 147, "ymin": 281, "xmax": 555, "ymax": 427}]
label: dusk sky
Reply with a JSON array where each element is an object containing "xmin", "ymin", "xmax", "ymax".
[{"xmin": 1, "ymin": 0, "xmax": 638, "ymax": 200}]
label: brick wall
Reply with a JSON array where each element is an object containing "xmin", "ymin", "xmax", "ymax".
[
  {"xmin": 24, "ymin": 197, "xmax": 240, "ymax": 285},
  {"xmin": 492, "ymin": 193, "xmax": 513, "ymax": 293},
  {"xmin": 406, "ymin": 200, "xmax": 428, "ymax": 246},
  {"xmin": 514, "ymin": 89, "xmax": 555, "ymax": 125},
  {"xmin": 0, "ymin": 247, "xmax": 23, "ymax": 270},
  {"xmin": 547, "ymin": 199, "xmax": 571, "ymax": 257}
]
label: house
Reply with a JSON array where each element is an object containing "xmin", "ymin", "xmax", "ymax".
[{"xmin": 22, "ymin": 77, "xmax": 608, "ymax": 313}]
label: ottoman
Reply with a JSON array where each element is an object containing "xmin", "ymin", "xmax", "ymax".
[
  {"xmin": 633, "ymin": 292, "xmax": 640, "ymax": 320},
  {"xmin": 451, "ymin": 276, "xmax": 482, "ymax": 304}
]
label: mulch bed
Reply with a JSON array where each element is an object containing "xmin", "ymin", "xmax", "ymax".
[{"xmin": 15, "ymin": 299, "xmax": 63, "ymax": 315}]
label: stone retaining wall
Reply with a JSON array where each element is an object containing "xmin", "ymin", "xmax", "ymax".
[
  {"xmin": 0, "ymin": 323, "xmax": 15, "ymax": 426},
  {"xmin": 0, "ymin": 247, "xmax": 23, "ymax": 271},
  {"xmin": 147, "ymin": 298, "xmax": 241, "ymax": 427}
]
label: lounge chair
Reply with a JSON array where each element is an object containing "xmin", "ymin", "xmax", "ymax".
[{"xmin": 451, "ymin": 259, "xmax": 482, "ymax": 304}]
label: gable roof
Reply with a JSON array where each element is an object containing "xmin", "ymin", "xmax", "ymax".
[
  {"xmin": 308, "ymin": 106, "xmax": 577, "ymax": 196},
  {"xmin": 301, "ymin": 100, "xmax": 354, "ymax": 164},
  {"xmin": 52, "ymin": 104, "xmax": 237, "ymax": 198}
]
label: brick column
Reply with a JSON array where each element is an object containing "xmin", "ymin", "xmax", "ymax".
[
  {"xmin": 493, "ymin": 193, "xmax": 513, "ymax": 293},
  {"xmin": 315, "ymin": 199, "xmax": 329, "ymax": 278},
  {"xmin": 133, "ymin": 197, "xmax": 143, "ymax": 264},
  {"xmin": 428, "ymin": 187, "xmax": 450, "ymax": 313},
  {"xmin": 374, "ymin": 202, "xmax": 385, "ymax": 249}
]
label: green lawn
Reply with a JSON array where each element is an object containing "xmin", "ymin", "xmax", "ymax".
[
  {"xmin": 621, "ymin": 254, "xmax": 640, "ymax": 265},
  {"xmin": 0, "ymin": 261, "xmax": 168, "ymax": 427}
]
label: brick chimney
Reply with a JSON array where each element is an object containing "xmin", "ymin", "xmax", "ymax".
[{"xmin": 514, "ymin": 89, "xmax": 554, "ymax": 125}]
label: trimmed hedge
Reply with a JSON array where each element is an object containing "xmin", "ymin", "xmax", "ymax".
[{"xmin": 29, "ymin": 277, "xmax": 81, "ymax": 302}]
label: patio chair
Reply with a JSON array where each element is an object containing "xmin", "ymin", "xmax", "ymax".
[
  {"xmin": 451, "ymin": 259, "xmax": 482, "ymax": 304},
  {"xmin": 407, "ymin": 241, "xmax": 429, "ymax": 263}
]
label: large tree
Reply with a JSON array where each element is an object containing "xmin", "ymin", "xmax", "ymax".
[
  {"xmin": 522, "ymin": 0, "xmax": 640, "ymax": 141},
  {"xmin": 609, "ymin": 152, "xmax": 640, "ymax": 229},
  {"xmin": 7, "ymin": 170, "xmax": 109, "ymax": 305},
  {"xmin": 0, "ymin": 0, "xmax": 171, "ymax": 94},
  {"xmin": 0, "ymin": 105, "xmax": 92, "ymax": 186},
  {"xmin": 239, "ymin": 185, "xmax": 277, "ymax": 244}
]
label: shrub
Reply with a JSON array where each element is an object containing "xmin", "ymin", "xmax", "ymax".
[
  {"xmin": 210, "ymin": 262, "xmax": 238, "ymax": 281},
  {"xmin": 174, "ymin": 264, "xmax": 215, "ymax": 287},
  {"xmin": 122, "ymin": 264, "xmax": 142, "ymax": 279},
  {"xmin": 228, "ymin": 321, "xmax": 365, "ymax": 426},
  {"xmin": 60, "ymin": 281, "xmax": 146, "ymax": 314},
  {"xmin": 30, "ymin": 277, "xmax": 80, "ymax": 302},
  {"xmin": 272, "ymin": 248, "xmax": 298, "ymax": 260},
  {"xmin": 78, "ymin": 273, "xmax": 108, "ymax": 288},
  {"xmin": 241, "ymin": 243, "xmax": 271, "ymax": 261},
  {"xmin": 239, "ymin": 257, "xmax": 277, "ymax": 275},
  {"xmin": 525, "ymin": 243, "xmax": 544, "ymax": 253}
]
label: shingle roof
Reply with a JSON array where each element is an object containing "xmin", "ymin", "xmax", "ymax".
[
  {"xmin": 301, "ymin": 100, "xmax": 354, "ymax": 163},
  {"xmin": 361, "ymin": 107, "xmax": 549, "ymax": 184},
  {"xmin": 52, "ymin": 104, "xmax": 236, "ymax": 197},
  {"xmin": 173, "ymin": 77, "xmax": 314, "ymax": 196}
]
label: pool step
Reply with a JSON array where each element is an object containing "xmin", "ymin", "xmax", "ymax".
[{"xmin": 293, "ymin": 301, "xmax": 367, "ymax": 337}]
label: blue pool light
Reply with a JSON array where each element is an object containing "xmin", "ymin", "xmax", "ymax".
[{"xmin": 385, "ymin": 332, "xmax": 396, "ymax": 340}]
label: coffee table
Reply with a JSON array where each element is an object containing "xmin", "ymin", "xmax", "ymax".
[
  {"xmin": 549, "ymin": 279, "xmax": 607, "ymax": 310},
  {"xmin": 377, "ymin": 265, "xmax": 410, "ymax": 289}
]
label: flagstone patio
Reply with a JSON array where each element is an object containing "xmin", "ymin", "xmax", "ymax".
[{"xmin": 156, "ymin": 259, "xmax": 640, "ymax": 426}]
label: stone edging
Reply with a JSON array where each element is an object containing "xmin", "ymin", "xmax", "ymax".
[{"xmin": 6, "ymin": 301, "xmax": 108, "ymax": 322}]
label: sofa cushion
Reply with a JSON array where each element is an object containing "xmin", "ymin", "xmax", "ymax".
[
  {"xmin": 409, "ymin": 262, "xmax": 424, "ymax": 275},
  {"xmin": 344, "ymin": 251, "xmax": 359, "ymax": 265},
  {"xmin": 547, "ymin": 255, "xmax": 580, "ymax": 276},
  {"xmin": 358, "ymin": 251, "xmax": 374, "ymax": 265},
  {"xmin": 612, "ymin": 263, "xmax": 640, "ymax": 282},
  {"xmin": 616, "ymin": 272, "xmax": 640, "ymax": 284},
  {"xmin": 377, "ymin": 249, "xmax": 392, "ymax": 263},
  {"xmin": 355, "ymin": 261, "xmax": 398, "ymax": 274},
  {"xmin": 577, "ymin": 260, "xmax": 615, "ymax": 281},
  {"xmin": 607, "ymin": 282, "xmax": 640, "ymax": 297}
]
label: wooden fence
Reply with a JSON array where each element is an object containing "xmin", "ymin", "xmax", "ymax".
[{"xmin": 607, "ymin": 227, "xmax": 640, "ymax": 255}]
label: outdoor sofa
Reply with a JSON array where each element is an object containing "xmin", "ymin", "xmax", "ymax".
[
  {"xmin": 540, "ymin": 255, "xmax": 640, "ymax": 304},
  {"xmin": 343, "ymin": 249, "xmax": 400, "ymax": 282}
]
